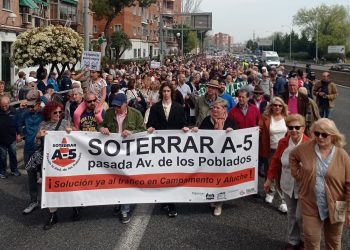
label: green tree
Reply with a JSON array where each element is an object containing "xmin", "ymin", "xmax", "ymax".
[
  {"xmin": 293, "ymin": 4, "xmax": 350, "ymax": 56},
  {"xmin": 110, "ymin": 31, "xmax": 132, "ymax": 60},
  {"xmin": 91, "ymin": 0, "xmax": 156, "ymax": 58},
  {"xmin": 185, "ymin": 31, "xmax": 198, "ymax": 54},
  {"xmin": 11, "ymin": 25, "xmax": 83, "ymax": 78},
  {"xmin": 246, "ymin": 40, "xmax": 258, "ymax": 51}
]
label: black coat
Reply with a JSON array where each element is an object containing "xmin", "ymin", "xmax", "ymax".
[
  {"xmin": 199, "ymin": 116, "xmax": 237, "ymax": 130},
  {"xmin": 147, "ymin": 101, "xmax": 185, "ymax": 130}
]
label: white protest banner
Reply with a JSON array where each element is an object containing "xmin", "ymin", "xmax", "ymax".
[
  {"xmin": 81, "ymin": 51, "xmax": 101, "ymax": 71},
  {"xmin": 41, "ymin": 128, "xmax": 259, "ymax": 208},
  {"xmin": 150, "ymin": 61, "xmax": 161, "ymax": 69}
]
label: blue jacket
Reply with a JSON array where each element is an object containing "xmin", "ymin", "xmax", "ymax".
[{"xmin": 16, "ymin": 108, "xmax": 43, "ymax": 157}]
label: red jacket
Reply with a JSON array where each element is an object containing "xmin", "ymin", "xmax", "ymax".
[
  {"xmin": 228, "ymin": 104, "xmax": 260, "ymax": 129},
  {"xmin": 267, "ymin": 135, "xmax": 309, "ymax": 183}
]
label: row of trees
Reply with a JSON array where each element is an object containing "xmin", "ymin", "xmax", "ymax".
[{"xmin": 247, "ymin": 4, "xmax": 350, "ymax": 60}]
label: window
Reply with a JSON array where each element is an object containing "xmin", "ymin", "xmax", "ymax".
[
  {"xmin": 134, "ymin": 49, "xmax": 137, "ymax": 58},
  {"xmin": 143, "ymin": 49, "xmax": 146, "ymax": 58},
  {"xmin": 93, "ymin": 25, "xmax": 97, "ymax": 33},
  {"xmin": 138, "ymin": 49, "xmax": 141, "ymax": 58},
  {"xmin": 114, "ymin": 25, "xmax": 121, "ymax": 32},
  {"xmin": 3, "ymin": 0, "xmax": 11, "ymax": 10}
]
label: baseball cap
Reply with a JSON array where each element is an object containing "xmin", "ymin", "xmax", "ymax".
[
  {"xmin": 25, "ymin": 77, "xmax": 37, "ymax": 84},
  {"xmin": 26, "ymin": 90, "xmax": 40, "ymax": 106},
  {"xmin": 111, "ymin": 93, "xmax": 127, "ymax": 107}
]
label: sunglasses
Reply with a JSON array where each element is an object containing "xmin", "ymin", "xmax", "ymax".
[
  {"xmin": 287, "ymin": 125, "xmax": 302, "ymax": 131},
  {"xmin": 87, "ymin": 99, "xmax": 97, "ymax": 103},
  {"xmin": 273, "ymin": 104, "xmax": 283, "ymax": 108},
  {"xmin": 53, "ymin": 111, "xmax": 62, "ymax": 115},
  {"xmin": 27, "ymin": 105, "xmax": 35, "ymax": 109},
  {"xmin": 314, "ymin": 131, "xmax": 329, "ymax": 138}
]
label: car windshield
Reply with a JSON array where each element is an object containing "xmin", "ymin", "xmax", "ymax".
[{"xmin": 266, "ymin": 56, "xmax": 279, "ymax": 61}]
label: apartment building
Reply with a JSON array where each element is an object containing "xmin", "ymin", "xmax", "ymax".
[
  {"xmin": 0, "ymin": 0, "xmax": 90, "ymax": 88},
  {"xmin": 214, "ymin": 32, "xmax": 233, "ymax": 51},
  {"xmin": 93, "ymin": 0, "xmax": 182, "ymax": 60}
]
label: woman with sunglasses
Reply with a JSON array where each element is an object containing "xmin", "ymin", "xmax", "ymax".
[
  {"xmin": 259, "ymin": 97, "xmax": 289, "ymax": 212},
  {"xmin": 290, "ymin": 118, "xmax": 350, "ymax": 249},
  {"xmin": 36, "ymin": 101, "xmax": 74, "ymax": 230},
  {"xmin": 264, "ymin": 114, "xmax": 309, "ymax": 250}
]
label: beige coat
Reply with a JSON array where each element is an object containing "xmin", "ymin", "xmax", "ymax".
[
  {"xmin": 289, "ymin": 140, "xmax": 350, "ymax": 224},
  {"xmin": 313, "ymin": 80, "xmax": 338, "ymax": 108}
]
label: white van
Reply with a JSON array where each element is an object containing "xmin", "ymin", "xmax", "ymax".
[{"xmin": 262, "ymin": 51, "xmax": 280, "ymax": 67}]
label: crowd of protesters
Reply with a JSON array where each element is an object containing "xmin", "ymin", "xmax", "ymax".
[{"xmin": 0, "ymin": 54, "xmax": 349, "ymax": 250}]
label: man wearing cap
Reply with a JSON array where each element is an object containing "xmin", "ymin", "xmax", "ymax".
[
  {"xmin": 99, "ymin": 93, "xmax": 145, "ymax": 224},
  {"xmin": 195, "ymin": 79, "xmax": 223, "ymax": 126},
  {"xmin": 0, "ymin": 96, "xmax": 21, "ymax": 178},
  {"xmin": 259, "ymin": 72, "xmax": 273, "ymax": 98},
  {"xmin": 249, "ymin": 85, "xmax": 268, "ymax": 114},
  {"xmin": 17, "ymin": 90, "xmax": 44, "ymax": 214},
  {"xmin": 18, "ymin": 77, "xmax": 37, "ymax": 100},
  {"xmin": 60, "ymin": 70, "xmax": 72, "ymax": 91}
]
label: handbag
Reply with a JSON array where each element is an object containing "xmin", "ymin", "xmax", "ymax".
[{"xmin": 128, "ymin": 90, "xmax": 147, "ymax": 115}]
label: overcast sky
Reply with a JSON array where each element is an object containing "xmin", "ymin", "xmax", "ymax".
[{"xmin": 200, "ymin": 0, "xmax": 350, "ymax": 43}]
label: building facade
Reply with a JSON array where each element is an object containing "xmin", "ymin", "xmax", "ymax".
[
  {"xmin": 0, "ymin": 0, "xmax": 90, "ymax": 89},
  {"xmin": 93, "ymin": 0, "xmax": 182, "ymax": 60},
  {"xmin": 214, "ymin": 32, "xmax": 233, "ymax": 51}
]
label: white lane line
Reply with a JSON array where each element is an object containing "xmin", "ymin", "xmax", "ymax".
[
  {"xmin": 337, "ymin": 84, "xmax": 350, "ymax": 89},
  {"xmin": 114, "ymin": 204, "xmax": 154, "ymax": 250}
]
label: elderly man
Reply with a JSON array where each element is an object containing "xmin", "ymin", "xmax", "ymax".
[
  {"xmin": 69, "ymin": 88, "xmax": 84, "ymax": 123},
  {"xmin": 0, "ymin": 96, "xmax": 21, "ymax": 178},
  {"xmin": 281, "ymin": 77, "xmax": 319, "ymax": 135},
  {"xmin": 195, "ymin": 79, "xmax": 222, "ymax": 126},
  {"xmin": 228, "ymin": 89, "xmax": 260, "ymax": 129},
  {"xmin": 312, "ymin": 71, "xmax": 338, "ymax": 118},
  {"xmin": 100, "ymin": 93, "xmax": 145, "ymax": 224}
]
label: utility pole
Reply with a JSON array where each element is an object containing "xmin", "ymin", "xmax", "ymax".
[
  {"xmin": 160, "ymin": 14, "xmax": 164, "ymax": 64},
  {"xmin": 83, "ymin": 0, "xmax": 89, "ymax": 50}
]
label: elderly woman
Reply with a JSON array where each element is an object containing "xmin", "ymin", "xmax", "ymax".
[
  {"xmin": 264, "ymin": 114, "xmax": 309, "ymax": 250},
  {"xmin": 259, "ymin": 97, "xmax": 288, "ymax": 212},
  {"xmin": 35, "ymin": 101, "xmax": 75, "ymax": 230},
  {"xmin": 193, "ymin": 99, "xmax": 237, "ymax": 216},
  {"xmin": 290, "ymin": 118, "xmax": 350, "ymax": 250}
]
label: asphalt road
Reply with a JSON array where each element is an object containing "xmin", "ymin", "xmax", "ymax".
[{"xmin": 1, "ymin": 86, "xmax": 350, "ymax": 250}]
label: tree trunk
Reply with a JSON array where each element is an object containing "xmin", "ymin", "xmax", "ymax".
[{"xmin": 104, "ymin": 17, "xmax": 114, "ymax": 58}]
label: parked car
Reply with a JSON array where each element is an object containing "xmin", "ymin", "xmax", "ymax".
[
  {"xmin": 330, "ymin": 63, "xmax": 350, "ymax": 72},
  {"xmin": 279, "ymin": 57, "xmax": 285, "ymax": 63}
]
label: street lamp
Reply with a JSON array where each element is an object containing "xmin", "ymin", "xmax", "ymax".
[
  {"xmin": 176, "ymin": 32, "xmax": 182, "ymax": 56},
  {"xmin": 282, "ymin": 25, "xmax": 292, "ymax": 61}
]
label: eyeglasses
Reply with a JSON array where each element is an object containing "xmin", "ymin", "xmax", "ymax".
[
  {"xmin": 87, "ymin": 99, "xmax": 97, "ymax": 103},
  {"xmin": 53, "ymin": 110, "xmax": 62, "ymax": 115},
  {"xmin": 287, "ymin": 125, "xmax": 302, "ymax": 131},
  {"xmin": 314, "ymin": 131, "xmax": 329, "ymax": 138},
  {"xmin": 27, "ymin": 105, "xmax": 35, "ymax": 109},
  {"xmin": 273, "ymin": 104, "xmax": 283, "ymax": 108}
]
